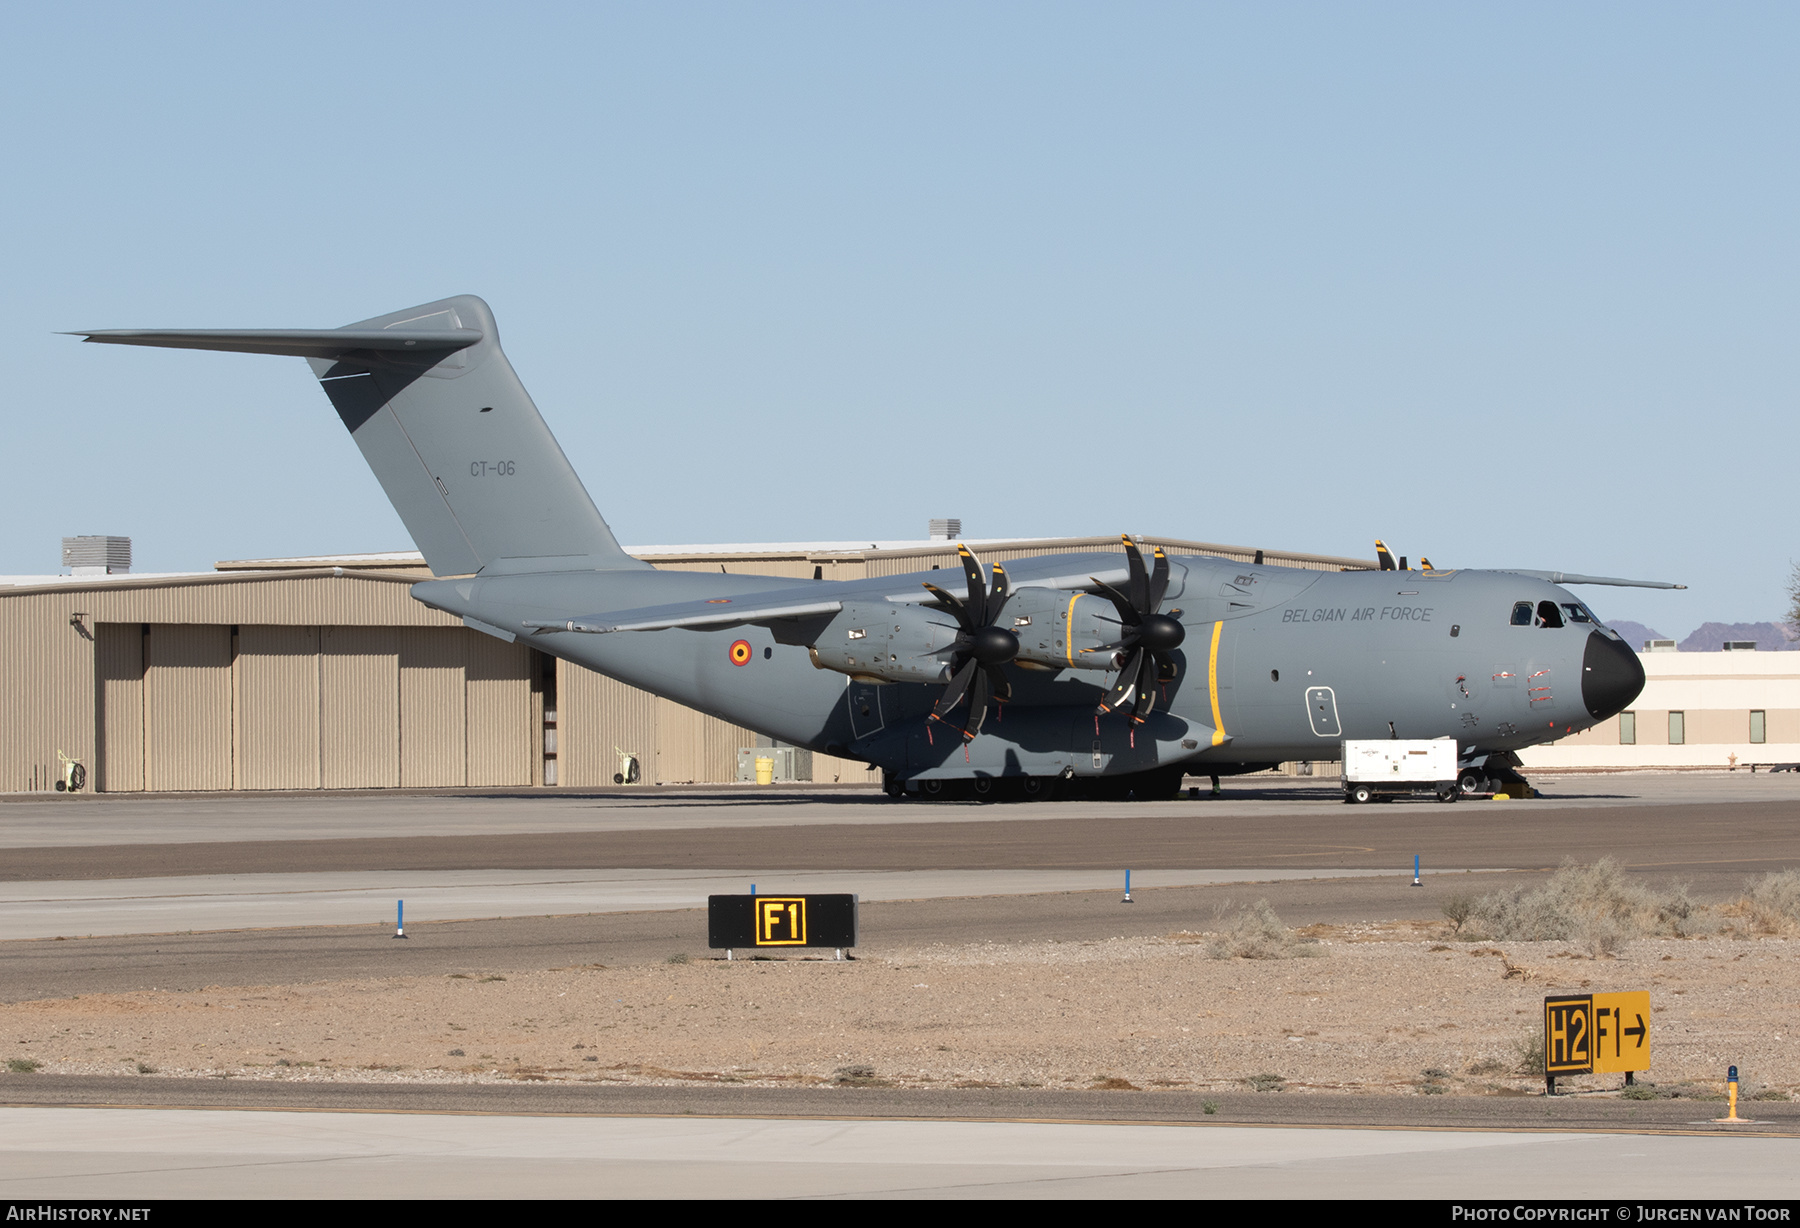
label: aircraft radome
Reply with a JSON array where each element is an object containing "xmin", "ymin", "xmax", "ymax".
[{"xmin": 72, "ymin": 295, "xmax": 1673, "ymax": 801}]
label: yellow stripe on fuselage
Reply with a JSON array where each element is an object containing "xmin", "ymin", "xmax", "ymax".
[
  {"xmin": 1065, "ymin": 593, "xmax": 1083, "ymax": 667},
  {"xmin": 1208, "ymin": 620, "xmax": 1226, "ymax": 746}
]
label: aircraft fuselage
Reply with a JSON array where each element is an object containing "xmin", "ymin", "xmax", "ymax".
[{"xmin": 416, "ymin": 550, "xmax": 1644, "ymax": 783}]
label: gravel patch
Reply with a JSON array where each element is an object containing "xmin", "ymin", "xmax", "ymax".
[{"xmin": 2, "ymin": 930, "xmax": 1792, "ymax": 1099}]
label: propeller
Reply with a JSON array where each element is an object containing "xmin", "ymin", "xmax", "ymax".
[
  {"xmin": 1087, "ymin": 536, "xmax": 1186, "ymax": 723},
  {"xmin": 1377, "ymin": 540, "xmax": 1439, "ymax": 571},
  {"xmin": 920, "ymin": 544, "xmax": 1019, "ymax": 739}
]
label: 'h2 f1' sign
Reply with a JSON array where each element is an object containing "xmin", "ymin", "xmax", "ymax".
[
  {"xmin": 1544, "ymin": 991, "xmax": 1652, "ymax": 1076},
  {"xmin": 708, "ymin": 895, "xmax": 858, "ymax": 950}
]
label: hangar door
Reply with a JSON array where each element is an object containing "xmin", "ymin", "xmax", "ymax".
[
  {"xmin": 98, "ymin": 623, "xmax": 539, "ymax": 792},
  {"xmin": 95, "ymin": 624, "xmax": 236, "ymax": 793}
]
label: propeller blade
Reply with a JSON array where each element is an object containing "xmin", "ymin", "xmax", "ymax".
[
  {"xmin": 983, "ymin": 662, "xmax": 1012, "ymax": 705},
  {"xmin": 1146, "ymin": 543, "xmax": 1170, "ymax": 611},
  {"xmin": 1130, "ymin": 652, "xmax": 1159, "ymax": 722},
  {"xmin": 930, "ymin": 657, "xmax": 979, "ymax": 722},
  {"xmin": 957, "ymin": 543, "xmax": 988, "ymax": 613},
  {"xmin": 962, "ymin": 666, "xmax": 992, "ymax": 739},
  {"xmin": 920, "ymin": 582, "xmax": 973, "ymax": 631},
  {"xmin": 1375, "ymin": 539, "xmax": 1397, "ymax": 572},
  {"xmin": 1122, "ymin": 535, "xmax": 1148, "ymax": 613},
  {"xmin": 984, "ymin": 562, "xmax": 1011, "ymax": 628},
  {"xmin": 1096, "ymin": 647, "xmax": 1146, "ymax": 715},
  {"xmin": 1088, "ymin": 578, "xmax": 1142, "ymax": 628}
]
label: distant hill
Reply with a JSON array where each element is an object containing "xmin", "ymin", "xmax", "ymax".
[
  {"xmin": 1678, "ymin": 622, "xmax": 1800, "ymax": 652},
  {"xmin": 1604, "ymin": 620, "xmax": 1666, "ymax": 649}
]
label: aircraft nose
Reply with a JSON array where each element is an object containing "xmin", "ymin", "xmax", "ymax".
[{"xmin": 1581, "ymin": 630, "xmax": 1645, "ymax": 720}]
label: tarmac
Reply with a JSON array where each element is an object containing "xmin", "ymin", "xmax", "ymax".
[
  {"xmin": 2, "ymin": 1103, "xmax": 1796, "ymax": 1199},
  {"xmin": 2, "ymin": 772, "xmax": 1797, "ymax": 1198}
]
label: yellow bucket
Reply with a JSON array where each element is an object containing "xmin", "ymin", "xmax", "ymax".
[{"xmin": 754, "ymin": 756, "xmax": 775, "ymax": 785}]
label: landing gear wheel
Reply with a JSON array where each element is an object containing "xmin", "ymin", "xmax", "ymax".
[
  {"xmin": 1350, "ymin": 785, "xmax": 1373, "ymax": 804},
  {"xmin": 882, "ymin": 772, "xmax": 905, "ymax": 800},
  {"xmin": 1021, "ymin": 776, "xmax": 1050, "ymax": 802},
  {"xmin": 972, "ymin": 777, "xmax": 996, "ymax": 803},
  {"xmin": 1458, "ymin": 768, "xmax": 1487, "ymax": 795}
]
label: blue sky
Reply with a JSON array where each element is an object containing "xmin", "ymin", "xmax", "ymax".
[{"xmin": 4, "ymin": 3, "xmax": 1794, "ymax": 635}]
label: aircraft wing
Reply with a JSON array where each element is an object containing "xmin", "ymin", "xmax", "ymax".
[
  {"xmin": 1495, "ymin": 570, "xmax": 1687, "ymax": 590},
  {"xmin": 879, "ymin": 565, "xmax": 1132, "ymax": 604},
  {"xmin": 525, "ymin": 599, "xmax": 844, "ymax": 634},
  {"xmin": 525, "ymin": 560, "xmax": 1138, "ymax": 631}
]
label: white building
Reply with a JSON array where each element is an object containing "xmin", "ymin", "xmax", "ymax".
[{"xmin": 1520, "ymin": 648, "xmax": 1800, "ymax": 770}]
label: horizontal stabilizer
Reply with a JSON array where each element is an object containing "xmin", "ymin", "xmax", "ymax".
[
  {"xmin": 67, "ymin": 328, "xmax": 484, "ymax": 361},
  {"xmin": 68, "ymin": 295, "xmax": 646, "ymax": 578},
  {"xmin": 1498, "ymin": 570, "xmax": 1687, "ymax": 590},
  {"xmin": 527, "ymin": 599, "xmax": 844, "ymax": 634}
]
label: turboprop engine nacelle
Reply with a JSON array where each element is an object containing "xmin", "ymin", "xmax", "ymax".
[
  {"xmin": 808, "ymin": 602, "xmax": 961, "ymax": 684},
  {"xmin": 1008, "ymin": 590, "xmax": 1143, "ymax": 672}
]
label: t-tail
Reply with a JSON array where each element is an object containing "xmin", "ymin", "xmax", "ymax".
[{"xmin": 71, "ymin": 295, "xmax": 647, "ymax": 578}]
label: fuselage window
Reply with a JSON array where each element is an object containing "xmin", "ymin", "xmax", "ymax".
[
  {"xmin": 1511, "ymin": 601, "xmax": 1534, "ymax": 626},
  {"xmin": 1536, "ymin": 600, "xmax": 1564, "ymax": 628},
  {"xmin": 1560, "ymin": 603, "xmax": 1592, "ymax": 624}
]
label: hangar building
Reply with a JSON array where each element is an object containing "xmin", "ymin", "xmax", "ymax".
[
  {"xmin": 1520, "ymin": 646, "xmax": 1800, "ymax": 771},
  {"xmin": 1, "ymin": 534, "xmax": 1369, "ymax": 794}
]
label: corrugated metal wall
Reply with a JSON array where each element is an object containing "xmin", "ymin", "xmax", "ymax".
[
  {"xmin": 321, "ymin": 627, "xmax": 401, "ymax": 789},
  {"xmin": 235, "ymin": 625, "xmax": 321, "ymax": 790},
  {"xmin": 94, "ymin": 623, "xmax": 143, "ymax": 793},
  {"xmin": 0, "ymin": 539, "xmax": 1375, "ymax": 794},
  {"xmin": 555, "ymin": 658, "xmax": 754, "ymax": 786},
  {"xmin": 144, "ymin": 625, "xmax": 233, "ymax": 792},
  {"xmin": 123, "ymin": 621, "xmax": 533, "ymax": 794},
  {"xmin": 398, "ymin": 628, "xmax": 467, "ymax": 787},
  {"xmin": 466, "ymin": 632, "xmax": 534, "ymax": 787}
]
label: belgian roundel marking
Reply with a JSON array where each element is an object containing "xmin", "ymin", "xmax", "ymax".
[{"xmin": 729, "ymin": 639, "xmax": 753, "ymax": 666}]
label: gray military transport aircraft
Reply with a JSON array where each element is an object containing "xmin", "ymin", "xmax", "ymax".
[{"xmin": 73, "ymin": 295, "xmax": 1672, "ymax": 801}]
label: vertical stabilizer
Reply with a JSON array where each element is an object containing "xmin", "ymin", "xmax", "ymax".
[{"xmin": 74, "ymin": 295, "xmax": 647, "ymax": 577}]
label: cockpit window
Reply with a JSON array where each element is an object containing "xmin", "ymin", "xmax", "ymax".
[
  {"xmin": 1511, "ymin": 601, "xmax": 1534, "ymax": 626},
  {"xmin": 1560, "ymin": 602, "xmax": 1593, "ymax": 624},
  {"xmin": 1537, "ymin": 600, "xmax": 1565, "ymax": 628}
]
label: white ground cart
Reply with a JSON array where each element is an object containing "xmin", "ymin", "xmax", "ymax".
[{"xmin": 1341, "ymin": 738, "xmax": 1460, "ymax": 804}]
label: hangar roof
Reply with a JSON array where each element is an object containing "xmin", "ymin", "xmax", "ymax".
[{"xmin": 215, "ymin": 535, "xmax": 1378, "ymax": 572}]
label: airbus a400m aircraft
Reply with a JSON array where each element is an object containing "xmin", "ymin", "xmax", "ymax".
[{"xmin": 75, "ymin": 295, "xmax": 1671, "ymax": 801}]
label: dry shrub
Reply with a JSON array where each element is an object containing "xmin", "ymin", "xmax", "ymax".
[
  {"xmin": 1441, "ymin": 891, "xmax": 1476, "ymax": 934},
  {"xmin": 1743, "ymin": 870, "xmax": 1800, "ymax": 934},
  {"xmin": 1205, "ymin": 900, "xmax": 1324, "ymax": 960},
  {"xmin": 1468, "ymin": 858, "xmax": 1711, "ymax": 955},
  {"xmin": 1509, "ymin": 1030, "xmax": 1545, "ymax": 1076}
]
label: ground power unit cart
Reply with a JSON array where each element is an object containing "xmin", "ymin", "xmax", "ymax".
[{"xmin": 1341, "ymin": 738, "xmax": 1460, "ymax": 804}]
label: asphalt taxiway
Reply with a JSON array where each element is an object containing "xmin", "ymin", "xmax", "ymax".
[{"xmin": 2, "ymin": 773, "xmax": 1797, "ymax": 1197}]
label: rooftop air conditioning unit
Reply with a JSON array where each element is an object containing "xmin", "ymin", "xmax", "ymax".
[
  {"xmin": 61, "ymin": 536, "xmax": 131, "ymax": 576},
  {"xmin": 1722, "ymin": 641, "xmax": 1758, "ymax": 651},
  {"xmin": 1644, "ymin": 639, "xmax": 1677, "ymax": 652},
  {"xmin": 928, "ymin": 518, "xmax": 962, "ymax": 542}
]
